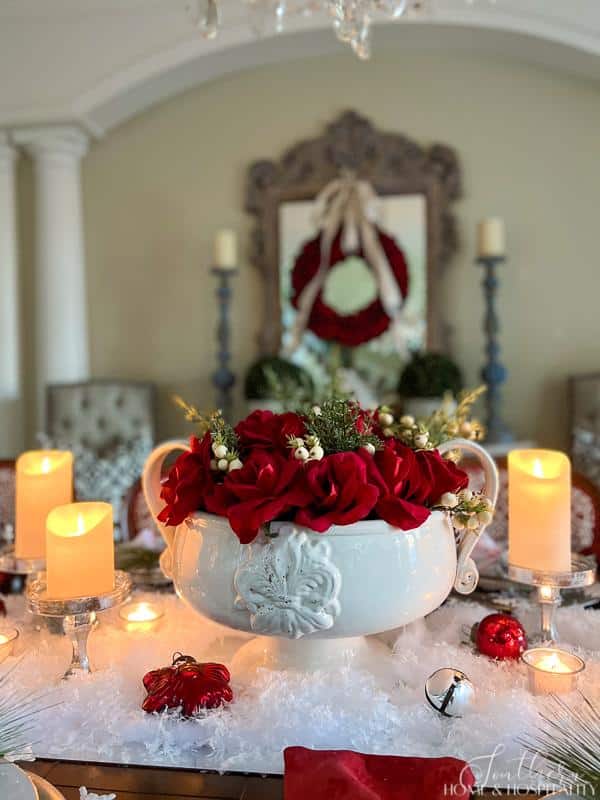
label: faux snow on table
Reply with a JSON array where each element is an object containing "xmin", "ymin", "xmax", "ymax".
[{"xmin": 2, "ymin": 591, "xmax": 599, "ymax": 792}]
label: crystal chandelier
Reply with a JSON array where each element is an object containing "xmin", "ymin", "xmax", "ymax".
[{"xmin": 186, "ymin": 0, "xmax": 414, "ymax": 59}]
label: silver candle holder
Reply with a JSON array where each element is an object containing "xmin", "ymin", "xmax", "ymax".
[
  {"xmin": 508, "ymin": 553, "xmax": 596, "ymax": 643},
  {"xmin": 26, "ymin": 570, "xmax": 132, "ymax": 679},
  {"xmin": 0, "ymin": 543, "xmax": 45, "ymax": 580}
]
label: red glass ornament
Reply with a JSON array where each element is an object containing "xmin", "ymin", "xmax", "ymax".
[
  {"xmin": 142, "ymin": 653, "xmax": 233, "ymax": 716},
  {"xmin": 474, "ymin": 613, "xmax": 528, "ymax": 660}
]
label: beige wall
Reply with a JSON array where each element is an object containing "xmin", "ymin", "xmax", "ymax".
[{"xmin": 19, "ymin": 48, "xmax": 600, "ymax": 449}]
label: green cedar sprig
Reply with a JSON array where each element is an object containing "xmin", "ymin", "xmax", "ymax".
[{"xmin": 303, "ymin": 398, "xmax": 381, "ymax": 455}]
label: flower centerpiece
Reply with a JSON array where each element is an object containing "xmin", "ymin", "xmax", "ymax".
[
  {"xmin": 142, "ymin": 390, "xmax": 498, "ymax": 672},
  {"xmin": 160, "ymin": 391, "xmax": 492, "ymax": 544}
]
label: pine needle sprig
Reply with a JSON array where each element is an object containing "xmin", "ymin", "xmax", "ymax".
[
  {"xmin": 518, "ymin": 692, "xmax": 600, "ymax": 797},
  {"xmin": 304, "ymin": 398, "xmax": 381, "ymax": 454},
  {"xmin": 0, "ymin": 662, "xmax": 60, "ymax": 761},
  {"xmin": 172, "ymin": 396, "xmax": 238, "ymax": 452}
]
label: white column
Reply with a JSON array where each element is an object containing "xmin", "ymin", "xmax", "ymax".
[
  {"xmin": 14, "ymin": 126, "xmax": 90, "ymax": 428},
  {"xmin": 0, "ymin": 132, "xmax": 22, "ymax": 456}
]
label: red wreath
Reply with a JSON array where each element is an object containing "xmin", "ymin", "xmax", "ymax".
[{"xmin": 290, "ymin": 227, "xmax": 409, "ymax": 347}]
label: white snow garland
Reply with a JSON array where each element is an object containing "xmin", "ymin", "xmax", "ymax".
[{"xmin": 1, "ymin": 590, "xmax": 599, "ymax": 790}]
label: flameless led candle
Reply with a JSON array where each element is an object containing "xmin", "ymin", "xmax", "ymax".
[
  {"xmin": 0, "ymin": 628, "xmax": 18, "ymax": 664},
  {"xmin": 508, "ymin": 449, "xmax": 571, "ymax": 573},
  {"xmin": 46, "ymin": 502, "xmax": 115, "ymax": 599},
  {"xmin": 119, "ymin": 600, "xmax": 164, "ymax": 632},
  {"xmin": 15, "ymin": 450, "xmax": 73, "ymax": 560},
  {"xmin": 522, "ymin": 647, "xmax": 585, "ymax": 695},
  {"xmin": 214, "ymin": 228, "xmax": 237, "ymax": 269},
  {"xmin": 477, "ymin": 218, "xmax": 505, "ymax": 258}
]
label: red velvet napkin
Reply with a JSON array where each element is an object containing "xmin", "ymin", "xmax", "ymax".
[{"xmin": 284, "ymin": 747, "xmax": 475, "ymax": 800}]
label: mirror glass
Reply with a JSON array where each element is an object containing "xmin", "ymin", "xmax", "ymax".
[{"xmin": 279, "ymin": 193, "xmax": 427, "ymax": 398}]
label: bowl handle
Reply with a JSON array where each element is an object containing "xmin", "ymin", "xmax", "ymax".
[
  {"xmin": 437, "ymin": 438, "xmax": 499, "ymax": 595},
  {"xmin": 141, "ymin": 440, "xmax": 191, "ymax": 555}
]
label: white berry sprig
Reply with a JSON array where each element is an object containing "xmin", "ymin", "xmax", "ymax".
[
  {"xmin": 287, "ymin": 434, "xmax": 324, "ymax": 462},
  {"xmin": 210, "ymin": 440, "xmax": 243, "ymax": 473},
  {"xmin": 434, "ymin": 489, "xmax": 494, "ymax": 531}
]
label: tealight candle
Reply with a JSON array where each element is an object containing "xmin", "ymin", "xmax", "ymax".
[
  {"xmin": 522, "ymin": 647, "xmax": 585, "ymax": 695},
  {"xmin": 15, "ymin": 450, "xmax": 73, "ymax": 560},
  {"xmin": 119, "ymin": 600, "xmax": 164, "ymax": 632},
  {"xmin": 0, "ymin": 628, "xmax": 19, "ymax": 664},
  {"xmin": 508, "ymin": 449, "xmax": 571, "ymax": 573},
  {"xmin": 214, "ymin": 228, "xmax": 237, "ymax": 269},
  {"xmin": 46, "ymin": 502, "xmax": 115, "ymax": 599}
]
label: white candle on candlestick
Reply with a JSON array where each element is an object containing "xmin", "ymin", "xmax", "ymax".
[
  {"xmin": 477, "ymin": 218, "xmax": 505, "ymax": 258},
  {"xmin": 214, "ymin": 229, "xmax": 238, "ymax": 269},
  {"xmin": 508, "ymin": 449, "xmax": 571, "ymax": 573}
]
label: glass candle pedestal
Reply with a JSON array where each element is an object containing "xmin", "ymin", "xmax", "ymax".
[
  {"xmin": 0, "ymin": 543, "xmax": 45, "ymax": 581},
  {"xmin": 26, "ymin": 570, "xmax": 131, "ymax": 679},
  {"xmin": 508, "ymin": 554, "xmax": 596, "ymax": 643}
]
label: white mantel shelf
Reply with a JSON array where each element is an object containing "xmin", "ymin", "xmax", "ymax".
[{"xmin": 0, "ymin": 0, "xmax": 599, "ymax": 137}]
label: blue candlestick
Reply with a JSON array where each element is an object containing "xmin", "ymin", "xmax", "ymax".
[
  {"xmin": 477, "ymin": 255, "xmax": 514, "ymax": 445},
  {"xmin": 212, "ymin": 267, "xmax": 237, "ymax": 422}
]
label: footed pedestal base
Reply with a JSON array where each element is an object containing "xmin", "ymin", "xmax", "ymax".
[{"xmin": 231, "ymin": 634, "xmax": 393, "ymax": 683}]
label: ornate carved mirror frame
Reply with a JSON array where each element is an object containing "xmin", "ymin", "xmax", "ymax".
[{"xmin": 245, "ymin": 111, "xmax": 461, "ymax": 355}]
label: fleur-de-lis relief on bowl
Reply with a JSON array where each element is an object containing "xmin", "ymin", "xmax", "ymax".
[{"xmin": 233, "ymin": 528, "xmax": 342, "ymax": 639}]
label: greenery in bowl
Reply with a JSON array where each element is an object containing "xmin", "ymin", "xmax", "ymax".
[{"xmin": 398, "ymin": 352, "xmax": 463, "ymax": 398}]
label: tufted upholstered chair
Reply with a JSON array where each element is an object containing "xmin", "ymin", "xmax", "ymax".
[
  {"xmin": 46, "ymin": 380, "xmax": 156, "ymax": 455},
  {"xmin": 44, "ymin": 380, "xmax": 156, "ymax": 537}
]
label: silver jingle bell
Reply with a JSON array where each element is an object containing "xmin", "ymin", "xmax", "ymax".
[{"xmin": 425, "ymin": 667, "xmax": 475, "ymax": 718}]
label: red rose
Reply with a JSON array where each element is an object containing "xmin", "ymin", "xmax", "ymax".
[
  {"xmin": 215, "ymin": 450, "xmax": 311, "ymax": 543},
  {"xmin": 235, "ymin": 410, "xmax": 306, "ymax": 454},
  {"xmin": 365, "ymin": 441, "xmax": 431, "ymax": 530},
  {"xmin": 158, "ymin": 433, "xmax": 216, "ymax": 526},
  {"xmin": 410, "ymin": 449, "xmax": 469, "ymax": 505},
  {"xmin": 295, "ymin": 452, "xmax": 379, "ymax": 533}
]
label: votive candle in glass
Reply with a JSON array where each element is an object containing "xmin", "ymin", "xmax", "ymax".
[
  {"xmin": 0, "ymin": 628, "xmax": 19, "ymax": 664},
  {"xmin": 522, "ymin": 647, "xmax": 585, "ymax": 695},
  {"xmin": 119, "ymin": 600, "xmax": 164, "ymax": 632},
  {"xmin": 15, "ymin": 450, "xmax": 73, "ymax": 560},
  {"xmin": 508, "ymin": 449, "xmax": 571, "ymax": 573},
  {"xmin": 46, "ymin": 502, "xmax": 115, "ymax": 599}
]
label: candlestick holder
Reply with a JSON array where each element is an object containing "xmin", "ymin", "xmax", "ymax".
[
  {"xmin": 477, "ymin": 255, "xmax": 514, "ymax": 445},
  {"xmin": 26, "ymin": 570, "xmax": 132, "ymax": 679},
  {"xmin": 211, "ymin": 266, "xmax": 237, "ymax": 422},
  {"xmin": 508, "ymin": 554, "xmax": 596, "ymax": 643}
]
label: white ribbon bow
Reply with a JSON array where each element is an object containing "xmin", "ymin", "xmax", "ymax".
[{"xmin": 286, "ymin": 171, "xmax": 407, "ymax": 354}]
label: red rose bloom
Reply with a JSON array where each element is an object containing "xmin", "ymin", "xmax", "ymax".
[
  {"xmin": 365, "ymin": 441, "xmax": 431, "ymax": 530},
  {"xmin": 158, "ymin": 433, "xmax": 216, "ymax": 526},
  {"xmin": 215, "ymin": 450, "xmax": 311, "ymax": 543},
  {"xmin": 409, "ymin": 449, "xmax": 469, "ymax": 505},
  {"xmin": 295, "ymin": 452, "xmax": 379, "ymax": 533},
  {"xmin": 235, "ymin": 410, "xmax": 306, "ymax": 454}
]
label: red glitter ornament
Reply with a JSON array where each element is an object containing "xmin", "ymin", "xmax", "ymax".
[
  {"xmin": 142, "ymin": 653, "xmax": 233, "ymax": 716},
  {"xmin": 474, "ymin": 613, "xmax": 528, "ymax": 660}
]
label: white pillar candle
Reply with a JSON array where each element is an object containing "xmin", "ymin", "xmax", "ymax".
[
  {"xmin": 508, "ymin": 449, "xmax": 571, "ymax": 573},
  {"xmin": 214, "ymin": 228, "xmax": 238, "ymax": 269},
  {"xmin": 13, "ymin": 126, "xmax": 90, "ymax": 427},
  {"xmin": 15, "ymin": 450, "xmax": 73, "ymax": 560},
  {"xmin": 46, "ymin": 502, "xmax": 115, "ymax": 599},
  {"xmin": 477, "ymin": 217, "xmax": 505, "ymax": 258}
]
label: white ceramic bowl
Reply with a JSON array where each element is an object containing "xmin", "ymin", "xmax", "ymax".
[{"xmin": 143, "ymin": 438, "xmax": 498, "ymax": 671}]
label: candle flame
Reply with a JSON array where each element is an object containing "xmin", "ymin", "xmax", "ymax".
[
  {"xmin": 122, "ymin": 601, "xmax": 161, "ymax": 623},
  {"xmin": 41, "ymin": 457, "xmax": 52, "ymax": 474},
  {"xmin": 77, "ymin": 514, "xmax": 86, "ymax": 534},
  {"xmin": 532, "ymin": 458, "xmax": 545, "ymax": 478},
  {"xmin": 536, "ymin": 652, "xmax": 572, "ymax": 674}
]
